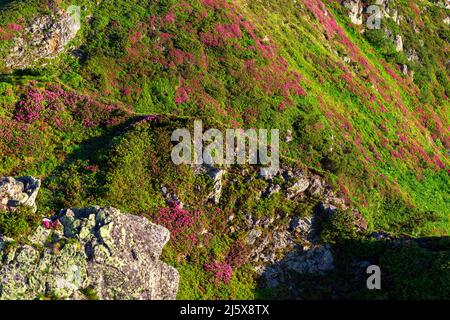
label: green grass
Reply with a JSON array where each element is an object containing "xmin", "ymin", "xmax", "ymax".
[{"xmin": 0, "ymin": 0, "xmax": 449, "ymax": 299}]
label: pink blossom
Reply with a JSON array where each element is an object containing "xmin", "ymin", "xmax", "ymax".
[
  {"xmin": 164, "ymin": 12, "xmax": 175, "ymax": 24},
  {"xmin": 204, "ymin": 260, "xmax": 233, "ymax": 285},
  {"xmin": 42, "ymin": 218, "xmax": 59, "ymax": 230},
  {"xmin": 8, "ymin": 23, "xmax": 23, "ymax": 32},
  {"xmin": 175, "ymin": 87, "xmax": 190, "ymax": 105}
]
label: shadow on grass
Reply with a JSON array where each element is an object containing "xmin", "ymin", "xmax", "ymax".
[
  {"xmin": 256, "ymin": 236, "xmax": 450, "ymax": 300},
  {"xmin": 39, "ymin": 115, "xmax": 167, "ymax": 210}
]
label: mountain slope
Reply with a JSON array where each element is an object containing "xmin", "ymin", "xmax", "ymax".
[{"xmin": 0, "ymin": 0, "xmax": 449, "ymax": 299}]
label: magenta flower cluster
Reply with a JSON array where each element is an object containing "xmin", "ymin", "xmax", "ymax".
[
  {"xmin": 14, "ymin": 85, "xmax": 127, "ymax": 129},
  {"xmin": 154, "ymin": 204, "xmax": 201, "ymax": 239},
  {"xmin": 204, "ymin": 260, "xmax": 233, "ymax": 285}
]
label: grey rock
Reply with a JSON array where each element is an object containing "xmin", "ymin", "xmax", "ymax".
[
  {"xmin": 247, "ymin": 229, "xmax": 263, "ymax": 246},
  {"xmin": 263, "ymin": 184, "xmax": 281, "ymax": 198},
  {"xmin": 286, "ymin": 176, "xmax": 310, "ymax": 199},
  {"xmin": 262, "ymin": 245, "xmax": 334, "ymax": 289},
  {"xmin": 393, "ymin": 34, "xmax": 403, "ymax": 52},
  {"xmin": 208, "ymin": 168, "xmax": 225, "ymax": 204},
  {"xmin": 258, "ymin": 167, "xmax": 279, "ymax": 180},
  {"xmin": 0, "ymin": 176, "xmax": 41, "ymax": 213},
  {"xmin": 284, "ymin": 245, "xmax": 334, "ymax": 274},
  {"xmin": 5, "ymin": 9, "xmax": 81, "ymax": 70},
  {"xmin": 308, "ymin": 175, "xmax": 324, "ymax": 196},
  {"xmin": 343, "ymin": 0, "xmax": 364, "ymax": 25},
  {"xmin": 0, "ymin": 207, "xmax": 179, "ymax": 300}
]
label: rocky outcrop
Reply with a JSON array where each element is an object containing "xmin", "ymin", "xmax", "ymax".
[
  {"xmin": 342, "ymin": 0, "xmax": 364, "ymax": 25},
  {"xmin": 208, "ymin": 168, "xmax": 226, "ymax": 204},
  {"xmin": 393, "ymin": 34, "xmax": 403, "ymax": 52},
  {"xmin": 5, "ymin": 8, "xmax": 81, "ymax": 69},
  {"xmin": 0, "ymin": 176, "xmax": 40, "ymax": 213},
  {"xmin": 406, "ymin": 48, "xmax": 419, "ymax": 62},
  {"xmin": 260, "ymin": 245, "xmax": 334, "ymax": 289},
  {"xmin": 0, "ymin": 206, "xmax": 179, "ymax": 300}
]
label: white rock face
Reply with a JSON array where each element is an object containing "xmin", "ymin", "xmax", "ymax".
[
  {"xmin": 5, "ymin": 9, "xmax": 81, "ymax": 69},
  {"xmin": 393, "ymin": 34, "xmax": 403, "ymax": 52},
  {"xmin": 343, "ymin": 0, "xmax": 364, "ymax": 25}
]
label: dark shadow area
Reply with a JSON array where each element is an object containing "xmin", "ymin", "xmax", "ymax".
[
  {"xmin": 0, "ymin": 0, "xmax": 14, "ymax": 9},
  {"xmin": 256, "ymin": 236, "xmax": 450, "ymax": 300}
]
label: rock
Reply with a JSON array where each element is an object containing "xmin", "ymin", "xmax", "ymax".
[
  {"xmin": 247, "ymin": 229, "xmax": 263, "ymax": 245},
  {"xmin": 391, "ymin": 9, "xmax": 400, "ymax": 24},
  {"xmin": 0, "ymin": 176, "xmax": 41, "ymax": 213},
  {"xmin": 352, "ymin": 209, "xmax": 368, "ymax": 231},
  {"xmin": 258, "ymin": 167, "xmax": 279, "ymax": 180},
  {"xmin": 208, "ymin": 168, "xmax": 225, "ymax": 204},
  {"xmin": 342, "ymin": 0, "xmax": 364, "ymax": 25},
  {"xmin": 263, "ymin": 184, "xmax": 281, "ymax": 198},
  {"xmin": 289, "ymin": 216, "xmax": 316, "ymax": 240},
  {"xmin": 393, "ymin": 35, "xmax": 403, "ymax": 52},
  {"xmin": 307, "ymin": 175, "xmax": 324, "ymax": 196},
  {"xmin": 161, "ymin": 185, "xmax": 183, "ymax": 208},
  {"xmin": 5, "ymin": 9, "xmax": 81, "ymax": 70},
  {"xmin": 286, "ymin": 176, "xmax": 310, "ymax": 199},
  {"xmin": 317, "ymin": 202, "xmax": 338, "ymax": 217},
  {"xmin": 406, "ymin": 48, "xmax": 419, "ymax": 62},
  {"xmin": 0, "ymin": 206, "xmax": 179, "ymax": 300},
  {"xmin": 261, "ymin": 245, "xmax": 334, "ymax": 289},
  {"xmin": 284, "ymin": 245, "xmax": 334, "ymax": 274}
]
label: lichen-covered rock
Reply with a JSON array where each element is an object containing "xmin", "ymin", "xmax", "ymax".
[
  {"xmin": 5, "ymin": 8, "xmax": 80, "ymax": 70},
  {"xmin": 0, "ymin": 206, "xmax": 179, "ymax": 300},
  {"xmin": 0, "ymin": 176, "xmax": 41, "ymax": 213},
  {"xmin": 286, "ymin": 175, "xmax": 310, "ymax": 199}
]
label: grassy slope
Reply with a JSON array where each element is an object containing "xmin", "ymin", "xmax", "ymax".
[{"xmin": 0, "ymin": 0, "xmax": 449, "ymax": 299}]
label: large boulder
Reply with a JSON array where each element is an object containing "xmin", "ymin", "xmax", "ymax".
[
  {"xmin": 5, "ymin": 8, "xmax": 81, "ymax": 70},
  {"xmin": 0, "ymin": 176, "xmax": 41, "ymax": 213},
  {"xmin": 0, "ymin": 206, "xmax": 179, "ymax": 300}
]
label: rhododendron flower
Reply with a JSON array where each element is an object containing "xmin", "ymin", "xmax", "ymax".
[
  {"xmin": 175, "ymin": 87, "xmax": 190, "ymax": 105},
  {"xmin": 165, "ymin": 12, "xmax": 175, "ymax": 24},
  {"xmin": 204, "ymin": 260, "xmax": 233, "ymax": 285},
  {"xmin": 42, "ymin": 218, "xmax": 59, "ymax": 230},
  {"xmin": 8, "ymin": 23, "xmax": 23, "ymax": 32}
]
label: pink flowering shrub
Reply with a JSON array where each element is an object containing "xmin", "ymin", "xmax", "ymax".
[
  {"xmin": 174, "ymin": 87, "xmax": 190, "ymax": 105},
  {"xmin": 164, "ymin": 12, "xmax": 175, "ymax": 24},
  {"xmin": 153, "ymin": 204, "xmax": 201, "ymax": 239},
  {"xmin": 42, "ymin": 218, "xmax": 60, "ymax": 230},
  {"xmin": 14, "ymin": 85, "xmax": 128, "ymax": 129},
  {"xmin": 225, "ymin": 241, "xmax": 250, "ymax": 268},
  {"xmin": 7, "ymin": 23, "xmax": 23, "ymax": 32},
  {"xmin": 117, "ymin": 0, "xmax": 307, "ymax": 123},
  {"xmin": 204, "ymin": 260, "xmax": 233, "ymax": 285}
]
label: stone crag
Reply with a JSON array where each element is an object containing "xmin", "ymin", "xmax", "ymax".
[
  {"xmin": 5, "ymin": 8, "xmax": 80, "ymax": 70},
  {"xmin": 0, "ymin": 176, "xmax": 41, "ymax": 213},
  {"xmin": 0, "ymin": 201, "xmax": 179, "ymax": 300}
]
